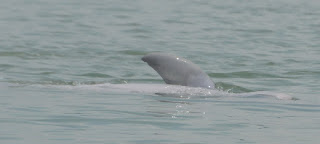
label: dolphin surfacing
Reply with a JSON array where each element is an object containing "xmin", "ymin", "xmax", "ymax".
[{"xmin": 142, "ymin": 53, "xmax": 214, "ymax": 89}]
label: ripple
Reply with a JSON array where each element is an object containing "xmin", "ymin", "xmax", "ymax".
[
  {"xmin": 0, "ymin": 50, "xmax": 65, "ymax": 59},
  {"xmin": 215, "ymin": 82, "xmax": 253, "ymax": 93},
  {"xmin": 36, "ymin": 115, "xmax": 188, "ymax": 129},
  {"xmin": 79, "ymin": 73, "xmax": 112, "ymax": 78},
  {"xmin": 0, "ymin": 51, "xmax": 26, "ymax": 57},
  {"xmin": 163, "ymin": 19, "xmax": 193, "ymax": 25},
  {"xmin": 0, "ymin": 136, "xmax": 23, "ymax": 140},
  {"xmin": 118, "ymin": 50, "xmax": 146, "ymax": 56},
  {"xmin": 285, "ymin": 70, "xmax": 320, "ymax": 76},
  {"xmin": 123, "ymin": 28, "xmax": 151, "ymax": 34},
  {"xmin": 118, "ymin": 22, "xmax": 142, "ymax": 27},
  {"xmin": 219, "ymin": 100, "xmax": 320, "ymax": 113},
  {"xmin": 0, "ymin": 64, "xmax": 15, "ymax": 69},
  {"xmin": 208, "ymin": 71, "xmax": 283, "ymax": 78},
  {"xmin": 234, "ymin": 28, "xmax": 273, "ymax": 34},
  {"xmin": 113, "ymin": 14, "xmax": 130, "ymax": 19},
  {"xmin": 9, "ymin": 80, "xmax": 105, "ymax": 86}
]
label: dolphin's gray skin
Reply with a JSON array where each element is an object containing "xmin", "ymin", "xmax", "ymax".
[{"xmin": 142, "ymin": 52, "xmax": 214, "ymax": 89}]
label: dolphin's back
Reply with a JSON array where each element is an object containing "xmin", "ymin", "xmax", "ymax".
[{"xmin": 142, "ymin": 53, "xmax": 214, "ymax": 89}]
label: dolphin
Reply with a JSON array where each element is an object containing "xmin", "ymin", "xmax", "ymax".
[
  {"xmin": 141, "ymin": 52, "xmax": 294, "ymax": 100},
  {"xmin": 142, "ymin": 52, "xmax": 214, "ymax": 89}
]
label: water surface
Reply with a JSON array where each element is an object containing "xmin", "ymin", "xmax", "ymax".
[{"xmin": 0, "ymin": 0, "xmax": 319, "ymax": 143}]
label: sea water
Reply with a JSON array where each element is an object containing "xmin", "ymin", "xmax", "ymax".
[{"xmin": 0, "ymin": 0, "xmax": 319, "ymax": 143}]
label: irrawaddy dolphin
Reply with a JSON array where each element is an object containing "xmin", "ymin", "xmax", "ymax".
[
  {"xmin": 142, "ymin": 52, "xmax": 214, "ymax": 89},
  {"xmin": 139, "ymin": 52, "xmax": 294, "ymax": 100}
]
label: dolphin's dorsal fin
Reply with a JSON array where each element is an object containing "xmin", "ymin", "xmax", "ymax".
[{"xmin": 142, "ymin": 53, "xmax": 214, "ymax": 89}]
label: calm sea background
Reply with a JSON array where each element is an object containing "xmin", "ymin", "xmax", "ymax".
[{"xmin": 0, "ymin": 0, "xmax": 319, "ymax": 143}]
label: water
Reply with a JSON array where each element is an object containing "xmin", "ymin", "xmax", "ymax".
[{"xmin": 1, "ymin": 0, "xmax": 319, "ymax": 143}]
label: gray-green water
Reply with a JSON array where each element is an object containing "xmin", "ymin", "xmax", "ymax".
[{"xmin": 1, "ymin": 0, "xmax": 320, "ymax": 143}]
